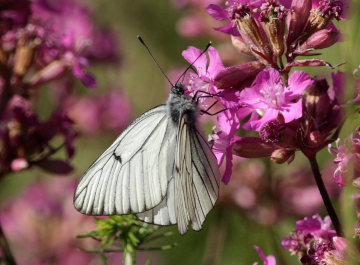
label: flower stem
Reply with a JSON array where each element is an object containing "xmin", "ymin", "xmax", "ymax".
[
  {"xmin": 123, "ymin": 243, "xmax": 136, "ymax": 265},
  {"xmin": 306, "ymin": 155, "xmax": 343, "ymax": 236},
  {"xmin": 0, "ymin": 221, "xmax": 17, "ymax": 265}
]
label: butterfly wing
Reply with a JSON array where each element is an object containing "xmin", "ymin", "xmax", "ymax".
[
  {"xmin": 137, "ymin": 113, "xmax": 220, "ymax": 234},
  {"xmin": 74, "ymin": 105, "xmax": 176, "ymax": 215}
]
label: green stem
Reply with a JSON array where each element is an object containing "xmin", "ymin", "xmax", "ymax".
[
  {"xmin": 0, "ymin": 221, "xmax": 17, "ymax": 265},
  {"xmin": 124, "ymin": 243, "xmax": 136, "ymax": 265}
]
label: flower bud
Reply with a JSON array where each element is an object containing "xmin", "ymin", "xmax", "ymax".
[
  {"xmin": 0, "ymin": 48, "xmax": 7, "ymax": 65},
  {"xmin": 287, "ymin": 0, "xmax": 312, "ymax": 47},
  {"xmin": 307, "ymin": 0, "xmax": 343, "ymax": 34},
  {"xmin": 308, "ymin": 131, "xmax": 324, "ymax": 146},
  {"xmin": 260, "ymin": 119, "xmax": 285, "ymax": 143},
  {"xmin": 304, "ymin": 79, "xmax": 331, "ymax": 126},
  {"xmin": 294, "ymin": 28, "xmax": 341, "ymax": 55},
  {"xmin": 260, "ymin": 0, "xmax": 287, "ymax": 56},
  {"xmin": 13, "ymin": 37, "xmax": 41, "ymax": 76},
  {"xmin": 234, "ymin": 5, "xmax": 273, "ymax": 64},
  {"xmin": 29, "ymin": 59, "xmax": 68, "ymax": 87},
  {"xmin": 271, "ymin": 148, "xmax": 295, "ymax": 164},
  {"xmin": 231, "ymin": 35, "xmax": 251, "ymax": 55},
  {"xmin": 11, "ymin": 158, "xmax": 29, "ymax": 172}
]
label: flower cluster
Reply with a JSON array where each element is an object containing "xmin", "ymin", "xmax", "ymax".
[
  {"xmin": 0, "ymin": 178, "xmax": 102, "ymax": 265},
  {"xmin": 220, "ymin": 161, "xmax": 340, "ymax": 225},
  {"xmin": 207, "ymin": 0, "xmax": 345, "ymax": 70},
  {"xmin": 174, "ymin": 0, "xmax": 359, "ymax": 263},
  {"xmin": 329, "ymin": 128, "xmax": 360, "ymax": 186},
  {"xmin": 0, "ymin": 0, "xmax": 120, "ymax": 177},
  {"xmin": 180, "ymin": 0, "xmax": 349, "ymax": 183},
  {"xmin": 282, "ymin": 215, "xmax": 348, "ymax": 265}
]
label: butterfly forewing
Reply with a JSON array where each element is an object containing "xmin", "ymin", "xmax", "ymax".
[
  {"xmin": 74, "ymin": 105, "xmax": 176, "ymax": 215},
  {"xmin": 137, "ymin": 113, "xmax": 220, "ymax": 234}
]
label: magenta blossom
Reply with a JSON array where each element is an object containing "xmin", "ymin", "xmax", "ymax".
[
  {"xmin": 254, "ymin": 246, "xmax": 276, "ymax": 265},
  {"xmin": 239, "ymin": 68, "xmax": 313, "ymax": 131},
  {"xmin": 206, "ymin": 0, "xmax": 264, "ymax": 35},
  {"xmin": 329, "ymin": 128, "xmax": 360, "ymax": 186},
  {"xmin": 210, "ymin": 109, "xmax": 247, "ymax": 184},
  {"xmin": 182, "ymin": 45, "xmax": 225, "ymax": 95},
  {"xmin": 282, "ymin": 214, "xmax": 337, "ymax": 264}
]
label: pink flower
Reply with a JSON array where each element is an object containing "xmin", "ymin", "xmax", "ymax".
[
  {"xmin": 239, "ymin": 68, "xmax": 313, "ymax": 131},
  {"xmin": 0, "ymin": 178, "xmax": 106, "ymax": 265},
  {"xmin": 206, "ymin": 0, "xmax": 264, "ymax": 35},
  {"xmin": 211, "ymin": 109, "xmax": 244, "ymax": 184},
  {"xmin": 182, "ymin": 45, "xmax": 225, "ymax": 94},
  {"xmin": 254, "ymin": 246, "xmax": 276, "ymax": 265},
  {"xmin": 282, "ymin": 214, "xmax": 338, "ymax": 263},
  {"xmin": 329, "ymin": 128, "xmax": 360, "ymax": 186},
  {"xmin": 66, "ymin": 91, "xmax": 133, "ymax": 134}
]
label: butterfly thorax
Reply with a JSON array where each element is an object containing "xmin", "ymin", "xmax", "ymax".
[{"xmin": 167, "ymin": 83, "xmax": 198, "ymax": 126}]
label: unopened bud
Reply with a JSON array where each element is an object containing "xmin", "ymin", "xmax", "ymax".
[
  {"xmin": 29, "ymin": 59, "xmax": 68, "ymax": 87},
  {"xmin": 304, "ymin": 79, "xmax": 331, "ymax": 124},
  {"xmin": 260, "ymin": 119, "xmax": 285, "ymax": 143},
  {"xmin": 307, "ymin": 0, "xmax": 343, "ymax": 34},
  {"xmin": 353, "ymin": 177, "xmax": 360, "ymax": 189},
  {"xmin": 13, "ymin": 37, "xmax": 41, "ymax": 76},
  {"xmin": 234, "ymin": 5, "xmax": 273, "ymax": 63},
  {"xmin": 260, "ymin": 0, "xmax": 287, "ymax": 56},
  {"xmin": 309, "ymin": 131, "xmax": 323, "ymax": 145},
  {"xmin": 271, "ymin": 149, "xmax": 295, "ymax": 164},
  {"xmin": 11, "ymin": 158, "xmax": 29, "ymax": 172},
  {"xmin": 231, "ymin": 35, "xmax": 251, "ymax": 55},
  {"xmin": 294, "ymin": 28, "xmax": 341, "ymax": 55},
  {"xmin": 0, "ymin": 48, "xmax": 7, "ymax": 65},
  {"xmin": 263, "ymin": 18, "xmax": 285, "ymax": 56}
]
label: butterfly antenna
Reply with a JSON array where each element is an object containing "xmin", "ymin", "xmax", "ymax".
[
  {"xmin": 137, "ymin": 35, "xmax": 174, "ymax": 87},
  {"xmin": 176, "ymin": 41, "xmax": 212, "ymax": 84}
]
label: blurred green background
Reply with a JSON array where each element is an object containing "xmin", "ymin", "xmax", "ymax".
[{"xmin": 1, "ymin": 0, "xmax": 360, "ymax": 264}]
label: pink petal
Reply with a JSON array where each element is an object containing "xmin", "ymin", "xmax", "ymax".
[
  {"xmin": 332, "ymin": 71, "xmax": 346, "ymax": 103},
  {"xmin": 287, "ymin": 0, "xmax": 312, "ymax": 46},
  {"xmin": 217, "ymin": 109, "xmax": 241, "ymax": 135},
  {"xmin": 182, "ymin": 46, "xmax": 207, "ymax": 77},
  {"xmin": 251, "ymin": 109, "xmax": 279, "ymax": 131},
  {"xmin": 281, "ymin": 99, "xmax": 303, "ymax": 123},
  {"xmin": 206, "ymin": 46, "xmax": 225, "ymax": 79},
  {"xmin": 205, "ymin": 4, "xmax": 228, "ymax": 21},
  {"xmin": 222, "ymin": 149, "xmax": 233, "ymax": 184},
  {"xmin": 214, "ymin": 21, "xmax": 240, "ymax": 36},
  {"xmin": 288, "ymin": 71, "xmax": 314, "ymax": 96}
]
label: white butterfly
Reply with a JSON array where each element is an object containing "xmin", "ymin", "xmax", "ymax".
[{"xmin": 73, "ymin": 82, "xmax": 221, "ymax": 235}]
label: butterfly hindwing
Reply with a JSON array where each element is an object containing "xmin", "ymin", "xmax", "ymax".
[{"xmin": 74, "ymin": 105, "xmax": 176, "ymax": 215}]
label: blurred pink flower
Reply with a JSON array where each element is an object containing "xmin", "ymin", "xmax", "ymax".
[
  {"xmin": 282, "ymin": 214, "xmax": 337, "ymax": 264},
  {"xmin": 329, "ymin": 128, "xmax": 360, "ymax": 186},
  {"xmin": 254, "ymin": 246, "xmax": 276, "ymax": 265},
  {"xmin": 211, "ymin": 109, "xmax": 242, "ymax": 184},
  {"xmin": 66, "ymin": 90, "xmax": 133, "ymax": 134},
  {"xmin": 0, "ymin": 178, "xmax": 108, "ymax": 265}
]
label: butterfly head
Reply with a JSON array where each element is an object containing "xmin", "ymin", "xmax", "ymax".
[{"xmin": 171, "ymin": 82, "xmax": 185, "ymax": 95}]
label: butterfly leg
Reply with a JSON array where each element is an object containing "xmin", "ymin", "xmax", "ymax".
[{"xmin": 200, "ymin": 108, "xmax": 228, "ymax": 116}]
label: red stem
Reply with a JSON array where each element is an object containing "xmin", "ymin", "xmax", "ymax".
[{"xmin": 306, "ymin": 154, "xmax": 343, "ymax": 236}]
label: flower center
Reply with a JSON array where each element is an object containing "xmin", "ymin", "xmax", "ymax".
[
  {"xmin": 259, "ymin": 83, "xmax": 285, "ymax": 109},
  {"xmin": 260, "ymin": 119, "xmax": 285, "ymax": 143},
  {"xmin": 259, "ymin": 0, "xmax": 287, "ymax": 22},
  {"xmin": 317, "ymin": 0, "xmax": 343, "ymax": 20}
]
